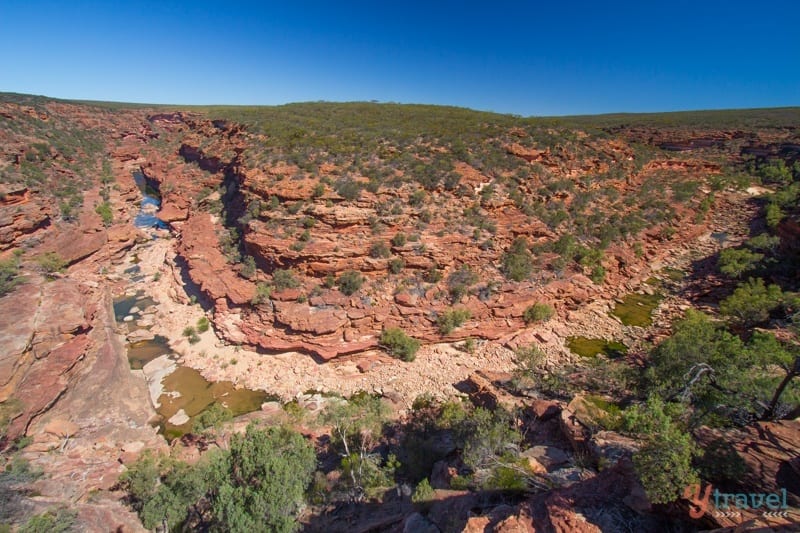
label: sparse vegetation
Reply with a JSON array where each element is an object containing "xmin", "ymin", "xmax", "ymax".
[
  {"xmin": 501, "ymin": 237, "xmax": 533, "ymax": 281},
  {"xmin": 0, "ymin": 255, "xmax": 22, "ymax": 297},
  {"xmin": 95, "ymin": 201, "xmax": 113, "ymax": 227},
  {"xmin": 273, "ymin": 268, "xmax": 299, "ymax": 290},
  {"xmin": 251, "ymin": 282, "xmax": 273, "ymax": 305},
  {"xmin": 437, "ymin": 307, "xmax": 471, "ymax": 334},
  {"xmin": 36, "ymin": 252, "xmax": 66, "ymax": 276}
]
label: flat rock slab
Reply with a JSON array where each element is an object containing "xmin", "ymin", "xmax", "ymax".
[
  {"xmin": 521, "ymin": 445, "xmax": 571, "ymax": 470},
  {"xmin": 167, "ymin": 409, "xmax": 190, "ymax": 426},
  {"xmin": 0, "ymin": 282, "xmax": 40, "ymax": 391},
  {"xmin": 142, "ymin": 355, "xmax": 176, "ymax": 408}
]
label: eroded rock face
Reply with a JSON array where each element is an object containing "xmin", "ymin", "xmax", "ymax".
[
  {"xmin": 177, "ymin": 212, "xmax": 255, "ymax": 306},
  {"xmin": 115, "ymin": 109, "xmax": 799, "ymax": 364},
  {"xmin": 0, "ymin": 191, "xmax": 50, "ymax": 251},
  {"xmin": 0, "ymin": 274, "xmax": 163, "ymax": 531}
]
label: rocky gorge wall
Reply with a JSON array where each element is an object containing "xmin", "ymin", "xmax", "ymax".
[{"xmin": 137, "ymin": 113, "xmax": 750, "ymax": 362}]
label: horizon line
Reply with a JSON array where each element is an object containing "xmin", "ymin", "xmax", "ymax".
[{"xmin": 2, "ymin": 90, "xmax": 799, "ymax": 120}]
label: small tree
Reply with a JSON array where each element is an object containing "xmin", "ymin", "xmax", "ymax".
[
  {"xmin": 210, "ymin": 425, "xmax": 316, "ymax": 532},
  {"xmin": 719, "ymin": 277, "xmax": 785, "ymax": 327},
  {"xmin": 321, "ymin": 395, "xmax": 390, "ymax": 501},
  {"xmin": 717, "ymin": 248, "xmax": 763, "ymax": 278},
  {"xmin": 627, "ymin": 397, "xmax": 698, "ymax": 504}
]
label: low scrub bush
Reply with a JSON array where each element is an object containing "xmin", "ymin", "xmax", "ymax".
[
  {"xmin": 380, "ymin": 327, "xmax": 421, "ymax": 362},
  {"xmin": 523, "ymin": 303, "xmax": 554, "ymax": 323},
  {"xmin": 437, "ymin": 308, "xmax": 471, "ymax": 334}
]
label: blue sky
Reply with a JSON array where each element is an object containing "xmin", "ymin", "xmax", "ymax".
[{"xmin": 1, "ymin": 1, "xmax": 798, "ymax": 115}]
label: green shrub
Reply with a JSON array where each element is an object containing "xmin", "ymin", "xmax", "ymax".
[
  {"xmin": 182, "ymin": 326, "xmax": 200, "ymax": 344},
  {"xmin": 523, "ymin": 303, "xmax": 554, "ymax": 323},
  {"xmin": 501, "ymin": 237, "xmax": 533, "ymax": 281},
  {"xmin": 380, "ymin": 327, "xmax": 421, "ymax": 362},
  {"xmin": 718, "ymin": 248, "xmax": 763, "ymax": 278},
  {"xmin": 391, "ymin": 233, "xmax": 407, "ymax": 247},
  {"xmin": 192, "ymin": 402, "xmax": 232, "ymax": 433},
  {"xmin": 273, "ymin": 268, "xmax": 299, "ymax": 290},
  {"xmin": 240, "ymin": 255, "xmax": 257, "ymax": 279},
  {"xmin": 251, "ymin": 282, "xmax": 273, "ymax": 305},
  {"xmin": 424, "ymin": 265, "xmax": 443, "ymax": 283},
  {"xmin": 766, "ymin": 203, "xmax": 784, "ymax": 229},
  {"xmin": 410, "ymin": 190, "xmax": 426, "ymax": 207},
  {"xmin": 369, "ymin": 241, "xmax": 391, "ymax": 258},
  {"xmin": 589, "ymin": 264, "xmax": 606, "ymax": 284},
  {"xmin": 447, "ymin": 265, "xmax": 478, "ymax": 302},
  {"xmin": 120, "ymin": 425, "xmax": 315, "ymax": 532},
  {"xmin": 335, "ymin": 177, "xmax": 362, "ymax": 201},
  {"xmin": 630, "ymin": 398, "xmax": 698, "ymax": 504},
  {"xmin": 745, "ymin": 233, "xmax": 780, "ymax": 253},
  {"xmin": 437, "ymin": 308, "xmax": 471, "ymax": 334},
  {"xmin": 0, "ymin": 257, "xmax": 22, "ymax": 297},
  {"xmin": 196, "ymin": 316, "xmax": 210, "ymax": 333},
  {"xmin": 19, "ymin": 509, "xmax": 76, "ymax": 533},
  {"xmin": 485, "ymin": 457, "xmax": 529, "ymax": 491},
  {"xmin": 36, "ymin": 252, "xmax": 66, "ymax": 275},
  {"xmin": 515, "ymin": 344, "xmax": 545, "ymax": 374},
  {"xmin": 388, "ymin": 257, "xmax": 405, "ymax": 274},
  {"xmin": 95, "ymin": 201, "xmax": 113, "ymax": 227},
  {"xmin": 412, "ymin": 478, "xmax": 435, "ymax": 503},
  {"xmin": 337, "ymin": 269, "xmax": 364, "ymax": 295},
  {"xmin": 719, "ymin": 277, "xmax": 785, "ymax": 327},
  {"xmin": 461, "ymin": 337, "xmax": 476, "ymax": 354}
]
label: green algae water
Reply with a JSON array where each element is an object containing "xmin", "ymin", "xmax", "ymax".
[
  {"xmin": 610, "ymin": 292, "xmax": 662, "ymax": 327},
  {"xmin": 127, "ymin": 336, "xmax": 171, "ymax": 370},
  {"xmin": 567, "ymin": 337, "xmax": 628, "ymax": 359},
  {"xmin": 157, "ymin": 366, "xmax": 271, "ymax": 439}
]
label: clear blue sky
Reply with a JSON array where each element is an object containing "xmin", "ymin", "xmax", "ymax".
[{"xmin": 1, "ymin": 1, "xmax": 798, "ymax": 116}]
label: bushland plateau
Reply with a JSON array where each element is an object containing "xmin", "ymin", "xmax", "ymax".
[{"xmin": 0, "ymin": 92, "xmax": 798, "ymax": 532}]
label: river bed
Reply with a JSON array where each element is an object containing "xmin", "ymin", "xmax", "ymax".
[{"xmin": 114, "ymin": 171, "xmax": 268, "ymax": 440}]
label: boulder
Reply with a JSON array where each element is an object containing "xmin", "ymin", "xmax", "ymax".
[{"xmin": 521, "ymin": 446, "xmax": 571, "ymax": 471}]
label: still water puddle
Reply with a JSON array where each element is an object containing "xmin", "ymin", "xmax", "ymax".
[
  {"xmin": 610, "ymin": 292, "xmax": 662, "ymax": 327},
  {"xmin": 118, "ymin": 307, "xmax": 269, "ymax": 440},
  {"xmin": 157, "ymin": 366, "xmax": 271, "ymax": 440},
  {"xmin": 128, "ymin": 335, "xmax": 171, "ymax": 370},
  {"xmin": 567, "ymin": 337, "xmax": 628, "ymax": 359}
]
